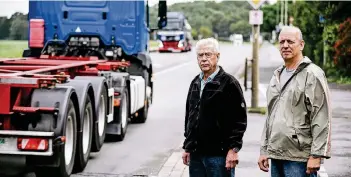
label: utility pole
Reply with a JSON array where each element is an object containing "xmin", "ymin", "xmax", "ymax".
[
  {"xmin": 247, "ymin": 0, "xmax": 264, "ymax": 108},
  {"xmin": 251, "ymin": 24, "xmax": 260, "ymax": 108},
  {"xmin": 285, "ymin": 0, "xmax": 288, "ymax": 25},
  {"xmin": 281, "ymin": 0, "xmax": 284, "ymax": 24},
  {"xmin": 277, "ymin": 0, "xmax": 280, "ymax": 25}
]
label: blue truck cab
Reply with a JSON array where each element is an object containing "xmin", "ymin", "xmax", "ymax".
[
  {"xmin": 24, "ymin": 0, "xmax": 167, "ymax": 67},
  {"xmin": 27, "ymin": 1, "xmax": 148, "ymax": 56}
]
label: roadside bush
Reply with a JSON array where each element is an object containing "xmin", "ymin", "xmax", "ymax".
[{"xmin": 334, "ymin": 18, "xmax": 351, "ymax": 76}]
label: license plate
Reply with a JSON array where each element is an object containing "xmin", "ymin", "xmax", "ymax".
[{"xmin": 0, "ymin": 138, "xmax": 5, "ymax": 144}]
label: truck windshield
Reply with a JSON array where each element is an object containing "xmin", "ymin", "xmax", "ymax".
[{"xmin": 164, "ymin": 21, "xmax": 182, "ymax": 30}]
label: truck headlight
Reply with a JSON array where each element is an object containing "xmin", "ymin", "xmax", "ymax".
[
  {"xmin": 157, "ymin": 40, "xmax": 163, "ymax": 48},
  {"xmin": 161, "ymin": 36, "xmax": 166, "ymax": 41},
  {"xmin": 178, "ymin": 40, "xmax": 184, "ymax": 47},
  {"xmin": 174, "ymin": 36, "xmax": 180, "ymax": 41}
]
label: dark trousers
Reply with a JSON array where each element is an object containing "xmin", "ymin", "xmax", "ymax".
[
  {"xmin": 189, "ymin": 153, "xmax": 235, "ymax": 177},
  {"xmin": 271, "ymin": 159, "xmax": 318, "ymax": 177}
]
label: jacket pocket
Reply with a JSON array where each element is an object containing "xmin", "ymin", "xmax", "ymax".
[
  {"xmin": 292, "ymin": 88, "xmax": 310, "ymax": 126},
  {"xmin": 296, "ymin": 127, "xmax": 312, "ymax": 150}
]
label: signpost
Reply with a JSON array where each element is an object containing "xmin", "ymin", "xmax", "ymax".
[
  {"xmin": 247, "ymin": 0, "xmax": 266, "ymax": 10},
  {"xmin": 247, "ymin": 0, "xmax": 265, "ymax": 108}
]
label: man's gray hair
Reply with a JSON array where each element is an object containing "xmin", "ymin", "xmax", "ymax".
[
  {"xmin": 280, "ymin": 25, "xmax": 303, "ymax": 41},
  {"xmin": 195, "ymin": 38, "xmax": 220, "ymax": 53}
]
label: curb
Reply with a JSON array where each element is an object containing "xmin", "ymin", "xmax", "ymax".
[{"xmin": 328, "ymin": 82, "xmax": 351, "ymax": 91}]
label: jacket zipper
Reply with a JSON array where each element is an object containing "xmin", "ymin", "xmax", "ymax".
[
  {"xmin": 267, "ymin": 63, "xmax": 310, "ymax": 150},
  {"xmin": 267, "ymin": 74, "xmax": 281, "ymax": 141}
]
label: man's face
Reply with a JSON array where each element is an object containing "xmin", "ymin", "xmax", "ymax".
[
  {"xmin": 278, "ymin": 31, "xmax": 304, "ymax": 61},
  {"xmin": 196, "ymin": 46, "xmax": 219, "ymax": 72}
]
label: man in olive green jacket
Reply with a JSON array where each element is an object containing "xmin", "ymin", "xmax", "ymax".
[{"xmin": 258, "ymin": 26, "xmax": 332, "ymax": 177}]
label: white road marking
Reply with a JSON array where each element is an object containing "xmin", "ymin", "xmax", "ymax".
[
  {"xmin": 153, "ymin": 61, "xmax": 193, "ymax": 76},
  {"xmin": 153, "ymin": 63, "xmax": 162, "ymax": 68},
  {"xmin": 318, "ymin": 165, "xmax": 329, "ymax": 177}
]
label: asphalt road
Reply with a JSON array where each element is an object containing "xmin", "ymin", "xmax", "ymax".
[
  {"xmin": 69, "ymin": 43, "xmax": 254, "ymax": 177},
  {"xmin": 16, "ymin": 42, "xmax": 351, "ymax": 177}
]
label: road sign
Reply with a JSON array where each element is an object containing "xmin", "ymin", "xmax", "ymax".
[
  {"xmin": 247, "ymin": 0, "xmax": 266, "ymax": 10},
  {"xmin": 249, "ymin": 10, "xmax": 263, "ymax": 25}
]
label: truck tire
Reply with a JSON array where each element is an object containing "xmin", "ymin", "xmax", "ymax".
[
  {"xmin": 114, "ymin": 88, "xmax": 130, "ymax": 141},
  {"xmin": 91, "ymin": 86, "xmax": 108, "ymax": 152},
  {"xmin": 73, "ymin": 94, "xmax": 94, "ymax": 172},
  {"xmin": 35, "ymin": 99, "xmax": 78, "ymax": 177}
]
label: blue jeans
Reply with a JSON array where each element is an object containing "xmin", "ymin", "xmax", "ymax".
[
  {"xmin": 189, "ymin": 153, "xmax": 235, "ymax": 177},
  {"xmin": 271, "ymin": 159, "xmax": 318, "ymax": 177}
]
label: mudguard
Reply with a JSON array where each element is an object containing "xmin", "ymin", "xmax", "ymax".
[
  {"xmin": 74, "ymin": 76, "xmax": 108, "ymax": 117},
  {"xmin": 74, "ymin": 76, "xmax": 111, "ymax": 152},
  {"xmin": 27, "ymin": 86, "xmax": 79, "ymax": 168},
  {"xmin": 30, "ymin": 86, "xmax": 79, "ymax": 137},
  {"xmin": 110, "ymin": 72, "xmax": 129, "ymax": 96},
  {"xmin": 137, "ymin": 52, "xmax": 152, "ymax": 70},
  {"xmin": 106, "ymin": 72, "xmax": 129, "ymax": 135},
  {"xmin": 58, "ymin": 80, "xmax": 96, "ymax": 134}
]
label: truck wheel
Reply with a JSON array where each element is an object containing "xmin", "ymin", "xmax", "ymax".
[
  {"xmin": 91, "ymin": 87, "xmax": 108, "ymax": 152},
  {"xmin": 35, "ymin": 99, "xmax": 78, "ymax": 177},
  {"xmin": 114, "ymin": 89, "xmax": 129, "ymax": 141},
  {"xmin": 73, "ymin": 95, "xmax": 93, "ymax": 172}
]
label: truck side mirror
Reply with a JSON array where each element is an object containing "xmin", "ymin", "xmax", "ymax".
[{"xmin": 158, "ymin": 1, "xmax": 167, "ymax": 29}]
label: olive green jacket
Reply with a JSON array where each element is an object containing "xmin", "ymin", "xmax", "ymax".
[{"xmin": 260, "ymin": 56, "xmax": 332, "ymax": 162}]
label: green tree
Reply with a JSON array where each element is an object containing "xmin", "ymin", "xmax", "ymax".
[
  {"xmin": 191, "ymin": 28, "xmax": 198, "ymax": 39},
  {"xmin": 8, "ymin": 12, "xmax": 28, "ymax": 40},
  {"xmin": 199, "ymin": 26, "xmax": 212, "ymax": 38},
  {"xmin": 229, "ymin": 20, "xmax": 251, "ymax": 35},
  {"xmin": 261, "ymin": 3, "xmax": 279, "ymax": 33},
  {"xmin": 149, "ymin": 1, "xmax": 252, "ymax": 39},
  {"xmin": 0, "ymin": 17, "xmax": 11, "ymax": 39}
]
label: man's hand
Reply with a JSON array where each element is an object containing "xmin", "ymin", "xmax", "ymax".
[
  {"xmin": 182, "ymin": 152, "xmax": 190, "ymax": 166},
  {"xmin": 226, "ymin": 149, "xmax": 239, "ymax": 170},
  {"xmin": 306, "ymin": 156, "xmax": 321, "ymax": 174},
  {"xmin": 258, "ymin": 155, "xmax": 269, "ymax": 172}
]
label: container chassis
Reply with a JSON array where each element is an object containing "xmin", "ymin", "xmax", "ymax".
[{"xmin": 0, "ymin": 55, "xmax": 146, "ymax": 177}]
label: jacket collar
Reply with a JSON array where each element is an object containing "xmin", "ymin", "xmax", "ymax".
[
  {"xmin": 195, "ymin": 66, "xmax": 224, "ymax": 86},
  {"xmin": 199, "ymin": 66, "xmax": 220, "ymax": 82},
  {"xmin": 274, "ymin": 56, "xmax": 312, "ymax": 77}
]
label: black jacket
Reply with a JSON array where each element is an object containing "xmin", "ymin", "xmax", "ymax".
[{"xmin": 183, "ymin": 66, "xmax": 247, "ymax": 156}]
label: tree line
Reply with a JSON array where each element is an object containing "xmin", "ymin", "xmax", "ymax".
[
  {"xmin": 149, "ymin": 1, "xmax": 254, "ymax": 41},
  {"xmin": 261, "ymin": 1, "xmax": 351, "ymax": 80},
  {"xmin": 1, "ymin": 1, "xmax": 254, "ymax": 41},
  {"xmin": 0, "ymin": 12, "xmax": 28, "ymax": 40}
]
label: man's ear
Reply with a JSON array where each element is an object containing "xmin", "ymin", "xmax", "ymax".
[{"xmin": 300, "ymin": 40, "xmax": 305, "ymax": 51}]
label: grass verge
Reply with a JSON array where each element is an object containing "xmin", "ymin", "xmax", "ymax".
[
  {"xmin": 0, "ymin": 40, "xmax": 28, "ymax": 58},
  {"xmin": 328, "ymin": 76, "xmax": 351, "ymax": 85},
  {"xmin": 248, "ymin": 107, "xmax": 267, "ymax": 115},
  {"xmin": 149, "ymin": 40, "xmax": 159, "ymax": 49}
]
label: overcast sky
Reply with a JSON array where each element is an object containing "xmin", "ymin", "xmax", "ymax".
[{"xmin": 0, "ymin": 0, "xmax": 275, "ymax": 18}]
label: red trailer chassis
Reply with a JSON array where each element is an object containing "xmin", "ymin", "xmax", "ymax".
[
  {"xmin": 0, "ymin": 55, "xmax": 132, "ymax": 177},
  {"xmin": 0, "ymin": 55, "xmax": 129, "ymax": 131}
]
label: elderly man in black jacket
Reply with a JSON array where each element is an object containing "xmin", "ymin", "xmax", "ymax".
[{"xmin": 182, "ymin": 38, "xmax": 248, "ymax": 177}]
